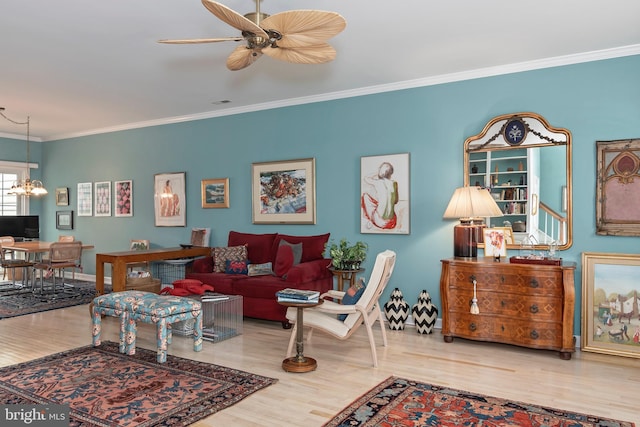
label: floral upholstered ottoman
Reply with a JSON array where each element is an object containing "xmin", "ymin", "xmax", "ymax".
[{"xmin": 91, "ymin": 290, "xmax": 202, "ymax": 363}]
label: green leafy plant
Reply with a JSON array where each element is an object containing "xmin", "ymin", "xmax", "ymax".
[{"xmin": 328, "ymin": 238, "xmax": 368, "ymax": 270}]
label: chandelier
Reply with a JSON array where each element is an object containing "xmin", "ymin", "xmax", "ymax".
[{"xmin": 0, "ymin": 107, "xmax": 47, "ymax": 197}]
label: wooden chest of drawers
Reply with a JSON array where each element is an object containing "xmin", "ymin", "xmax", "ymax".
[{"xmin": 440, "ymin": 258, "xmax": 576, "ymax": 359}]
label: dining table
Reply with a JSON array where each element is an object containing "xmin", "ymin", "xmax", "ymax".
[{"xmin": 3, "ymin": 240, "xmax": 95, "ymax": 285}]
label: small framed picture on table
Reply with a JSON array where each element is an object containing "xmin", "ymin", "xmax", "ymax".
[{"xmin": 483, "ymin": 228, "xmax": 507, "ymax": 258}]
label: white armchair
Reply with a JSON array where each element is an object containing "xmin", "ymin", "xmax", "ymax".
[{"xmin": 285, "ymin": 249, "xmax": 396, "ymax": 367}]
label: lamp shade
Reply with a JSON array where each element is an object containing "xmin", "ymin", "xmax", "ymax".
[{"xmin": 443, "ymin": 186, "xmax": 504, "ymax": 219}]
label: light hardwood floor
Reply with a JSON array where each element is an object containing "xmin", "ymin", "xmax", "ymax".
[{"xmin": 0, "ymin": 304, "xmax": 638, "ymax": 426}]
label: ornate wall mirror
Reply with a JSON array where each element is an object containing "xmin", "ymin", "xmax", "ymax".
[{"xmin": 464, "ymin": 112, "xmax": 573, "ymax": 251}]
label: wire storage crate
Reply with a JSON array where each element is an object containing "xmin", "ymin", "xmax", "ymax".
[
  {"xmin": 152, "ymin": 259, "xmax": 192, "ymax": 286},
  {"xmin": 173, "ymin": 294, "xmax": 243, "ymax": 343}
]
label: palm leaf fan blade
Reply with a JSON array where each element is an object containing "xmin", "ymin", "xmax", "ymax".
[
  {"xmin": 227, "ymin": 45, "xmax": 263, "ymax": 70},
  {"xmin": 201, "ymin": 0, "xmax": 268, "ymax": 38},
  {"xmin": 263, "ymin": 43, "xmax": 336, "ymax": 64},
  {"xmin": 261, "ymin": 10, "xmax": 346, "ymax": 48},
  {"xmin": 158, "ymin": 37, "xmax": 243, "ymax": 44}
]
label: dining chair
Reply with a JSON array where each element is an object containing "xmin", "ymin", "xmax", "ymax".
[
  {"xmin": 0, "ymin": 236, "xmax": 16, "ymax": 280},
  {"xmin": 285, "ymin": 250, "xmax": 396, "ymax": 367},
  {"xmin": 34, "ymin": 241, "xmax": 83, "ymax": 297}
]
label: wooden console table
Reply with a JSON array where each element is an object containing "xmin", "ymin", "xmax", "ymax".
[
  {"xmin": 96, "ymin": 246, "xmax": 211, "ymax": 295},
  {"xmin": 440, "ymin": 257, "xmax": 576, "ymax": 359}
]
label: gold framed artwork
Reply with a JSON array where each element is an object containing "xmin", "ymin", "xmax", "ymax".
[
  {"xmin": 581, "ymin": 252, "xmax": 640, "ymax": 359},
  {"xmin": 251, "ymin": 158, "xmax": 316, "ymax": 224},
  {"xmin": 154, "ymin": 172, "xmax": 186, "ymax": 227},
  {"xmin": 596, "ymin": 139, "xmax": 640, "ymax": 236},
  {"xmin": 201, "ymin": 178, "xmax": 229, "ymax": 208},
  {"xmin": 483, "ymin": 228, "xmax": 507, "ymax": 257},
  {"xmin": 55, "ymin": 187, "xmax": 69, "ymax": 206}
]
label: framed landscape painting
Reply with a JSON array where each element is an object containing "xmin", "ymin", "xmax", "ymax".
[
  {"xmin": 360, "ymin": 153, "xmax": 410, "ymax": 234},
  {"xmin": 252, "ymin": 158, "xmax": 315, "ymax": 224},
  {"xmin": 201, "ymin": 178, "xmax": 229, "ymax": 208},
  {"xmin": 94, "ymin": 181, "xmax": 112, "ymax": 217},
  {"xmin": 77, "ymin": 182, "xmax": 92, "ymax": 216},
  {"xmin": 114, "ymin": 180, "xmax": 133, "ymax": 217},
  {"xmin": 154, "ymin": 172, "xmax": 186, "ymax": 227},
  {"xmin": 581, "ymin": 252, "xmax": 640, "ymax": 359}
]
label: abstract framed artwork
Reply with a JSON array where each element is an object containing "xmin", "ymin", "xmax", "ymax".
[
  {"xmin": 77, "ymin": 182, "xmax": 93, "ymax": 217},
  {"xmin": 55, "ymin": 187, "xmax": 69, "ymax": 206},
  {"xmin": 596, "ymin": 139, "xmax": 640, "ymax": 236},
  {"xmin": 154, "ymin": 172, "xmax": 186, "ymax": 227},
  {"xmin": 252, "ymin": 158, "xmax": 315, "ymax": 224},
  {"xmin": 114, "ymin": 180, "xmax": 133, "ymax": 217},
  {"xmin": 94, "ymin": 181, "xmax": 112, "ymax": 217},
  {"xmin": 201, "ymin": 178, "xmax": 229, "ymax": 208},
  {"xmin": 581, "ymin": 252, "xmax": 640, "ymax": 359},
  {"xmin": 360, "ymin": 153, "xmax": 410, "ymax": 234},
  {"xmin": 56, "ymin": 210, "xmax": 74, "ymax": 230}
]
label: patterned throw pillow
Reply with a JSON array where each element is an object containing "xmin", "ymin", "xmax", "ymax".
[
  {"xmin": 338, "ymin": 279, "xmax": 366, "ymax": 321},
  {"xmin": 225, "ymin": 259, "xmax": 249, "ymax": 275},
  {"xmin": 247, "ymin": 262, "xmax": 274, "ymax": 276},
  {"xmin": 213, "ymin": 245, "xmax": 248, "ymax": 273}
]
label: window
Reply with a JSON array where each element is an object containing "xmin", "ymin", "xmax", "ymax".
[{"xmin": 0, "ymin": 162, "xmax": 29, "ymax": 215}]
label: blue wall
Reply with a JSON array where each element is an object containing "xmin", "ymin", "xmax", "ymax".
[{"xmin": 3, "ymin": 54, "xmax": 640, "ymax": 333}]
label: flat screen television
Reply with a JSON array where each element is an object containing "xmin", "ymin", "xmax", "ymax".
[{"xmin": 0, "ymin": 215, "xmax": 40, "ymax": 240}]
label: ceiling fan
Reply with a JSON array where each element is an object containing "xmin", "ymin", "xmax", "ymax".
[{"xmin": 159, "ymin": 0, "xmax": 347, "ymax": 71}]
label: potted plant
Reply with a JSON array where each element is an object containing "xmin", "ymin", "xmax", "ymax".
[{"xmin": 328, "ymin": 238, "xmax": 368, "ymax": 270}]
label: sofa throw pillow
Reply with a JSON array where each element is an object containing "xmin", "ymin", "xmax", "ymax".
[
  {"xmin": 213, "ymin": 245, "xmax": 248, "ymax": 273},
  {"xmin": 247, "ymin": 262, "xmax": 274, "ymax": 276},
  {"xmin": 279, "ymin": 240, "xmax": 303, "ymax": 265},
  {"xmin": 274, "ymin": 244, "xmax": 294, "ymax": 277},
  {"xmin": 225, "ymin": 259, "xmax": 249, "ymax": 275},
  {"xmin": 338, "ymin": 279, "xmax": 366, "ymax": 321},
  {"xmin": 274, "ymin": 233, "xmax": 330, "ymax": 262}
]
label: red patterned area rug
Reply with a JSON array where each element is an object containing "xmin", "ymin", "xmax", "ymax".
[
  {"xmin": 324, "ymin": 377, "xmax": 635, "ymax": 427},
  {"xmin": 0, "ymin": 341, "xmax": 277, "ymax": 427}
]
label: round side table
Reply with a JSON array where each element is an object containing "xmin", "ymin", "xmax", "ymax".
[
  {"xmin": 328, "ymin": 267, "xmax": 364, "ymax": 292},
  {"xmin": 279, "ymin": 299, "xmax": 323, "ymax": 373}
]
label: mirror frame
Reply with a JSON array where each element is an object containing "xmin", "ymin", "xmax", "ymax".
[{"xmin": 463, "ymin": 112, "xmax": 573, "ymax": 251}]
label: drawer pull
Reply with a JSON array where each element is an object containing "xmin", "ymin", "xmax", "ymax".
[
  {"xmin": 469, "ymin": 323, "xmax": 477, "ymax": 332},
  {"xmin": 530, "ymin": 304, "xmax": 539, "ymax": 314},
  {"xmin": 501, "ymin": 300, "xmax": 506, "ymax": 307},
  {"xmin": 530, "ymin": 278, "xmax": 539, "ymax": 288},
  {"xmin": 530, "ymin": 330, "xmax": 539, "ymax": 340}
]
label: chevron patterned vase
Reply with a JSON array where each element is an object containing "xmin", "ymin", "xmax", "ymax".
[
  {"xmin": 412, "ymin": 290, "xmax": 438, "ymax": 334},
  {"xmin": 384, "ymin": 288, "xmax": 409, "ymax": 330}
]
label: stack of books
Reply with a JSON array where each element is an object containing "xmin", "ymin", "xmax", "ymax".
[{"xmin": 276, "ymin": 288, "xmax": 320, "ymax": 303}]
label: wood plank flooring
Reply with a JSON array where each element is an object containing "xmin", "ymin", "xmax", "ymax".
[{"xmin": 0, "ymin": 304, "xmax": 638, "ymax": 426}]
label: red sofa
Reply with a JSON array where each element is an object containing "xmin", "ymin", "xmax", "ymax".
[{"xmin": 186, "ymin": 231, "xmax": 333, "ymax": 328}]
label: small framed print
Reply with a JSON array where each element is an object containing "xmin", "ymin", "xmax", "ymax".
[
  {"xmin": 114, "ymin": 180, "xmax": 133, "ymax": 217},
  {"xmin": 201, "ymin": 178, "xmax": 229, "ymax": 208},
  {"xmin": 483, "ymin": 228, "xmax": 507, "ymax": 257},
  {"xmin": 94, "ymin": 181, "xmax": 112, "ymax": 217},
  {"xmin": 77, "ymin": 182, "xmax": 92, "ymax": 216},
  {"xmin": 55, "ymin": 187, "xmax": 69, "ymax": 206},
  {"xmin": 56, "ymin": 210, "xmax": 73, "ymax": 230}
]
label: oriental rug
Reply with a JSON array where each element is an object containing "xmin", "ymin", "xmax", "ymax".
[
  {"xmin": 324, "ymin": 376, "xmax": 635, "ymax": 427},
  {"xmin": 0, "ymin": 278, "xmax": 98, "ymax": 319},
  {"xmin": 0, "ymin": 341, "xmax": 277, "ymax": 427}
]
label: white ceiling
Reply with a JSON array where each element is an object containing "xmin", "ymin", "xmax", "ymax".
[{"xmin": 2, "ymin": 0, "xmax": 640, "ymax": 141}]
